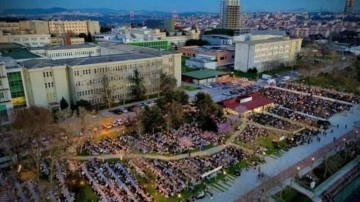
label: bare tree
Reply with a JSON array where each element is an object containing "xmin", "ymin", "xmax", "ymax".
[{"xmin": 98, "ymin": 72, "xmax": 118, "ymax": 109}]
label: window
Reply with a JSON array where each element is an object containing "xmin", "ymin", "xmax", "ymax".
[
  {"xmin": 220, "ymin": 57, "xmax": 225, "ymax": 60},
  {"xmin": 43, "ymin": 72, "xmax": 46, "ymax": 78},
  {"xmin": 0, "ymin": 92, "xmax": 4, "ymax": 99}
]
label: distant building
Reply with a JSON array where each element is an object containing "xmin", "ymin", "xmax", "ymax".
[
  {"xmin": 220, "ymin": 0, "xmax": 241, "ymax": 30},
  {"xmin": 31, "ymin": 20, "xmax": 50, "ymax": 34},
  {"xmin": 48, "ymin": 20, "xmax": 100, "ymax": 36},
  {"xmin": 0, "ymin": 22, "xmax": 20, "ymax": 33},
  {"xmin": 344, "ymin": 0, "xmax": 355, "ymax": 14},
  {"xmin": 234, "ymin": 34, "xmax": 302, "ymax": 72},
  {"xmin": 185, "ymin": 55, "xmax": 218, "ymax": 70},
  {"xmin": 0, "ymin": 34, "xmax": 51, "ymax": 47},
  {"xmin": 178, "ymin": 45, "xmax": 235, "ymax": 68},
  {"xmin": 64, "ymin": 37, "xmax": 85, "ymax": 45},
  {"xmin": 164, "ymin": 17, "xmax": 175, "ymax": 32},
  {"xmin": 202, "ymin": 35, "xmax": 233, "ymax": 45}
]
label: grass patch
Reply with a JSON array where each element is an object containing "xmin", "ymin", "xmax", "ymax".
[
  {"xmin": 74, "ymin": 184, "xmax": 98, "ymax": 202},
  {"xmin": 274, "ymin": 186, "xmax": 312, "ymax": 202},
  {"xmin": 182, "ymin": 85, "xmax": 198, "ymax": 91}
]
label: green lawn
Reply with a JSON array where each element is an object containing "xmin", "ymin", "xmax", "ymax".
[
  {"xmin": 274, "ymin": 186, "xmax": 312, "ymax": 202},
  {"xmin": 299, "ymin": 75, "xmax": 359, "ymax": 94}
]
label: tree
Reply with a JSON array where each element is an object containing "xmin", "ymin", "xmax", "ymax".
[
  {"xmin": 141, "ymin": 106, "xmax": 165, "ymax": 133},
  {"xmin": 193, "ymin": 92, "xmax": 223, "ymax": 132},
  {"xmin": 60, "ymin": 97, "xmax": 69, "ymax": 110},
  {"xmin": 76, "ymin": 99, "xmax": 93, "ymax": 111},
  {"xmin": 185, "ymin": 39, "xmax": 209, "ymax": 46},
  {"xmin": 203, "ymin": 28, "xmax": 235, "ymax": 36},
  {"xmin": 128, "ymin": 69, "xmax": 146, "ymax": 101},
  {"xmin": 159, "ymin": 72, "xmax": 177, "ymax": 95}
]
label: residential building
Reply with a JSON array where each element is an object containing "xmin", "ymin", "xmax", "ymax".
[
  {"xmin": 178, "ymin": 45, "xmax": 235, "ymax": 68},
  {"xmin": 30, "ymin": 44, "xmax": 101, "ymax": 60},
  {"xmin": 220, "ymin": 0, "xmax": 241, "ymax": 30},
  {"xmin": 233, "ymin": 34, "xmax": 302, "ymax": 72}
]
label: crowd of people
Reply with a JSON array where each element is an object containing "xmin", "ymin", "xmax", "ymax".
[
  {"xmin": 83, "ymin": 137, "xmax": 129, "ymax": 156},
  {"xmin": 85, "ymin": 122, "xmax": 227, "ymax": 155},
  {"xmin": 268, "ymin": 106, "xmax": 330, "ymax": 129},
  {"xmin": 260, "ymin": 87, "xmax": 351, "ymax": 119},
  {"xmin": 248, "ymin": 113, "xmax": 303, "ymax": 132},
  {"xmin": 81, "ymin": 159, "xmax": 153, "ymax": 202},
  {"xmin": 40, "ymin": 159, "xmax": 75, "ymax": 201},
  {"xmin": 278, "ymin": 83, "xmax": 360, "ymax": 104},
  {"xmin": 131, "ymin": 146, "xmax": 245, "ymax": 197},
  {"xmin": 235, "ymin": 125, "xmax": 271, "ymax": 144}
]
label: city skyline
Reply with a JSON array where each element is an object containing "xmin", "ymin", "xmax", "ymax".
[{"xmin": 1, "ymin": 0, "xmax": 359, "ymax": 13}]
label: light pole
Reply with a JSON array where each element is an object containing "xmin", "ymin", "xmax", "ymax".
[{"xmin": 311, "ymin": 157, "xmax": 315, "ymax": 168}]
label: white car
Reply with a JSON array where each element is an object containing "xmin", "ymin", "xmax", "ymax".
[
  {"xmin": 223, "ymin": 91, "xmax": 231, "ymax": 96},
  {"xmin": 203, "ymin": 83, "xmax": 212, "ymax": 88}
]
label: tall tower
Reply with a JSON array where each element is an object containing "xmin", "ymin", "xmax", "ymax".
[
  {"xmin": 344, "ymin": 0, "xmax": 355, "ymax": 14},
  {"xmin": 220, "ymin": 0, "xmax": 241, "ymax": 30}
]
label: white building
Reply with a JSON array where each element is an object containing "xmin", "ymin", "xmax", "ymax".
[
  {"xmin": 185, "ymin": 58, "xmax": 217, "ymax": 70},
  {"xmin": 10, "ymin": 34, "xmax": 51, "ymax": 47},
  {"xmin": 202, "ymin": 35, "xmax": 233, "ymax": 46},
  {"xmin": 0, "ymin": 34, "xmax": 51, "ymax": 47},
  {"xmin": 234, "ymin": 34, "xmax": 302, "ymax": 72},
  {"xmin": 30, "ymin": 44, "xmax": 101, "ymax": 60}
]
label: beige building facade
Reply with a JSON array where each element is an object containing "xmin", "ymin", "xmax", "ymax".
[{"xmin": 234, "ymin": 34, "xmax": 302, "ymax": 72}]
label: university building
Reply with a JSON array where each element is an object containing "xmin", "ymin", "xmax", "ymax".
[
  {"xmin": 0, "ymin": 43, "xmax": 181, "ymax": 124},
  {"xmin": 234, "ymin": 34, "xmax": 302, "ymax": 72}
]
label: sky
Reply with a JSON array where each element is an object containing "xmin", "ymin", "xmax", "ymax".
[{"xmin": 0, "ymin": 0, "xmax": 359, "ymax": 12}]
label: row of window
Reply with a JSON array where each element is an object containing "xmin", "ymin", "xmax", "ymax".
[
  {"xmin": 48, "ymin": 50, "xmax": 95, "ymax": 58},
  {"xmin": 45, "ymin": 82, "xmax": 54, "ymax": 88},
  {"xmin": 73, "ymin": 62, "xmax": 163, "ymax": 77},
  {"xmin": 43, "ymin": 71, "xmax": 53, "ymax": 78}
]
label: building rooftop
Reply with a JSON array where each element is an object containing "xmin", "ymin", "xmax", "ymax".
[
  {"xmin": 98, "ymin": 41, "xmax": 176, "ymax": 56},
  {"xmin": 30, "ymin": 43, "xmax": 98, "ymax": 51},
  {"xmin": 0, "ymin": 43, "xmax": 40, "ymax": 60},
  {"xmin": 21, "ymin": 59, "xmax": 61, "ymax": 69},
  {"xmin": 21, "ymin": 52, "xmax": 162, "ymax": 69},
  {"xmin": 222, "ymin": 92, "xmax": 273, "ymax": 112},
  {"xmin": 56, "ymin": 53, "xmax": 157, "ymax": 66},
  {"xmin": 182, "ymin": 69, "xmax": 229, "ymax": 80}
]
